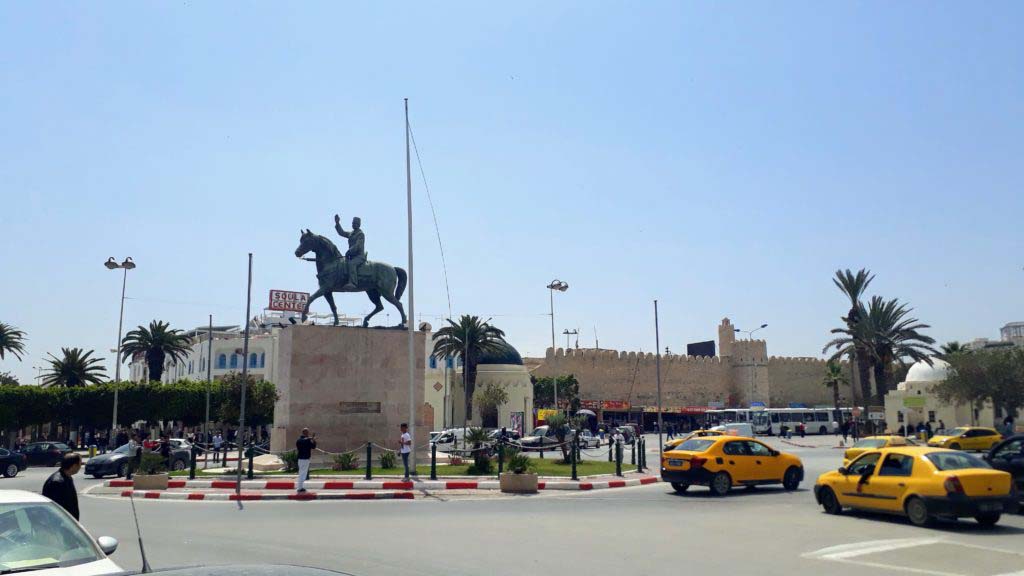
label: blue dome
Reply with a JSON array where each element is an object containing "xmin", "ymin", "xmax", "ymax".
[{"xmin": 478, "ymin": 342, "xmax": 523, "ymax": 365}]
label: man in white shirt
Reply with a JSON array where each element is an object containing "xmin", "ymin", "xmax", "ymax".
[
  {"xmin": 399, "ymin": 423, "xmax": 412, "ymax": 481},
  {"xmin": 213, "ymin": 432, "xmax": 223, "ymax": 463}
]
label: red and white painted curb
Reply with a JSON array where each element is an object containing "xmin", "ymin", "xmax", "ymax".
[
  {"xmin": 118, "ymin": 490, "xmax": 414, "ymax": 501},
  {"xmin": 106, "ymin": 476, "xmax": 659, "ymax": 492}
]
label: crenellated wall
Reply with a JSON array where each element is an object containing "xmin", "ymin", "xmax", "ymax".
[{"xmin": 528, "ymin": 318, "xmax": 844, "ymax": 410}]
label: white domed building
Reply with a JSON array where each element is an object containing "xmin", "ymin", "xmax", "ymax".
[{"xmin": 884, "ymin": 358, "xmax": 992, "ymax": 430}]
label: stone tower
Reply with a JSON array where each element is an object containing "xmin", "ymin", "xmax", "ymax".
[{"xmin": 718, "ymin": 318, "xmax": 736, "ymax": 358}]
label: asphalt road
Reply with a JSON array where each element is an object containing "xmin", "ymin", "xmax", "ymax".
[{"xmin": 3, "ymin": 435, "xmax": 1023, "ymax": 576}]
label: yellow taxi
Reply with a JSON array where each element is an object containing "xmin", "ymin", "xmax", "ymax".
[
  {"xmin": 661, "ymin": 435, "xmax": 803, "ymax": 496},
  {"xmin": 843, "ymin": 436, "xmax": 917, "ymax": 466},
  {"xmin": 662, "ymin": 429, "xmax": 724, "ymax": 452},
  {"xmin": 814, "ymin": 446, "xmax": 1017, "ymax": 527},
  {"xmin": 927, "ymin": 427, "xmax": 1003, "ymax": 451}
]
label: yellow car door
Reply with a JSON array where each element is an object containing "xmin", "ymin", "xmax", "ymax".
[
  {"xmin": 746, "ymin": 439, "xmax": 783, "ymax": 481},
  {"xmin": 836, "ymin": 452, "xmax": 883, "ymax": 509},
  {"xmin": 721, "ymin": 440, "xmax": 755, "ymax": 483},
  {"xmin": 861, "ymin": 452, "xmax": 914, "ymax": 512}
]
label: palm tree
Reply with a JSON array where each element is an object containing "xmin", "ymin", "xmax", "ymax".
[
  {"xmin": 824, "ymin": 269, "xmax": 874, "ymax": 407},
  {"xmin": 42, "ymin": 348, "xmax": 106, "ymax": 387},
  {"xmin": 0, "ymin": 322, "xmax": 27, "ymax": 361},
  {"xmin": 939, "ymin": 341, "xmax": 968, "ymax": 359},
  {"xmin": 120, "ymin": 320, "xmax": 192, "ymax": 382},
  {"xmin": 863, "ymin": 296, "xmax": 937, "ymax": 401},
  {"xmin": 431, "ymin": 315, "xmax": 508, "ymax": 424},
  {"xmin": 822, "ymin": 361, "xmax": 849, "ymax": 414}
]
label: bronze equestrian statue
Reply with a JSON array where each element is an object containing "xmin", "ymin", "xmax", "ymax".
[{"xmin": 294, "ymin": 216, "xmax": 407, "ymax": 327}]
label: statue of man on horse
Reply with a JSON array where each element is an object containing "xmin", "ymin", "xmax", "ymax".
[{"xmin": 294, "ymin": 216, "xmax": 407, "ymax": 328}]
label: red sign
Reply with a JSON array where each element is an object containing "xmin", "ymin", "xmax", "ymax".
[
  {"xmin": 601, "ymin": 400, "xmax": 631, "ymax": 411},
  {"xmin": 580, "ymin": 400, "xmax": 601, "ymax": 410},
  {"xmin": 268, "ymin": 289, "xmax": 310, "ymax": 312}
]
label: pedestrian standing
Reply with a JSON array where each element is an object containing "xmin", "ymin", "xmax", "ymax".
[
  {"xmin": 938, "ymin": 419, "xmax": 946, "ymax": 434},
  {"xmin": 43, "ymin": 453, "xmax": 81, "ymax": 520},
  {"xmin": 125, "ymin": 435, "xmax": 139, "ymax": 480},
  {"xmin": 213, "ymin": 432, "xmax": 223, "ymax": 464},
  {"xmin": 295, "ymin": 428, "xmax": 316, "ymax": 493},
  {"xmin": 925, "ymin": 421, "xmax": 933, "ymax": 439},
  {"xmin": 158, "ymin": 433, "xmax": 171, "ymax": 470},
  {"xmin": 798, "ymin": 422, "xmax": 806, "ymax": 438},
  {"xmin": 399, "ymin": 423, "xmax": 412, "ymax": 481}
]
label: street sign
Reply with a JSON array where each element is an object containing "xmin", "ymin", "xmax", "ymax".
[
  {"xmin": 868, "ymin": 412, "xmax": 886, "ymax": 421},
  {"xmin": 268, "ymin": 289, "xmax": 309, "ymax": 312},
  {"xmin": 902, "ymin": 397, "xmax": 926, "ymax": 408}
]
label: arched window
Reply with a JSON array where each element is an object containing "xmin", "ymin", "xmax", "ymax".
[
  {"xmin": 249, "ymin": 353, "xmax": 258, "ymax": 368},
  {"xmin": 217, "ymin": 354, "xmax": 227, "ymax": 369},
  {"xmin": 260, "ymin": 352, "xmax": 266, "ymax": 368},
  {"xmin": 188, "ymin": 361, "xmax": 193, "ymax": 374},
  {"xmin": 230, "ymin": 354, "xmax": 238, "ymax": 369},
  {"xmin": 446, "ymin": 357, "xmax": 454, "ymax": 369},
  {"xmin": 429, "ymin": 356, "xmax": 437, "ymax": 369}
]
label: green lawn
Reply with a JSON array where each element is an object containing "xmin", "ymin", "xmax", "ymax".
[{"xmin": 172, "ymin": 460, "xmax": 637, "ymax": 478}]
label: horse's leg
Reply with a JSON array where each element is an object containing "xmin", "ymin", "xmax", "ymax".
[
  {"xmin": 362, "ymin": 290, "xmax": 385, "ymax": 328},
  {"xmin": 324, "ymin": 292, "xmax": 339, "ymax": 326},
  {"xmin": 302, "ymin": 287, "xmax": 326, "ymax": 323},
  {"xmin": 381, "ymin": 289, "xmax": 407, "ymax": 328}
]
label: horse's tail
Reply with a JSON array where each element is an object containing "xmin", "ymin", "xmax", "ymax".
[{"xmin": 394, "ymin": 267, "xmax": 408, "ymax": 300}]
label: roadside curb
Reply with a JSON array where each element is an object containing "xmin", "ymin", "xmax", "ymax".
[
  {"xmin": 105, "ymin": 476, "xmax": 659, "ymax": 494},
  {"xmin": 118, "ymin": 490, "xmax": 414, "ymax": 501}
]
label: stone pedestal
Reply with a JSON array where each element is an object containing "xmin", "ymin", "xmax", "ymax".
[{"xmin": 270, "ymin": 326, "xmax": 427, "ymax": 463}]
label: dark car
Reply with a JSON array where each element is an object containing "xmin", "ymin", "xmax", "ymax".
[
  {"xmin": 85, "ymin": 443, "xmax": 191, "ymax": 478},
  {"xmin": 20, "ymin": 442, "xmax": 72, "ymax": 467},
  {"xmin": 984, "ymin": 434, "xmax": 1024, "ymax": 505},
  {"xmin": 1, "ymin": 447, "xmax": 28, "ymax": 478}
]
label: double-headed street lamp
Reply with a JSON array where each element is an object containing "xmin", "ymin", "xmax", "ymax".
[
  {"xmin": 734, "ymin": 323, "xmax": 767, "ymax": 407},
  {"xmin": 546, "ymin": 279, "xmax": 569, "ymax": 411},
  {"xmin": 105, "ymin": 257, "xmax": 135, "ymax": 447}
]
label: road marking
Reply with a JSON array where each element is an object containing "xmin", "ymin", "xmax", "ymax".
[{"xmin": 805, "ymin": 538, "xmax": 945, "ymax": 561}]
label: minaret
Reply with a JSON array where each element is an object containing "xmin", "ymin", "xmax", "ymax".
[{"xmin": 718, "ymin": 318, "xmax": 736, "ymax": 358}]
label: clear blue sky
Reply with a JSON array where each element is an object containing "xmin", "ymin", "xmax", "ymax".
[{"xmin": 2, "ymin": 2, "xmax": 1022, "ymax": 384}]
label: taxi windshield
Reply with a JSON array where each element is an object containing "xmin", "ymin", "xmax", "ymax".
[{"xmin": 0, "ymin": 502, "xmax": 102, "ymax": 572}]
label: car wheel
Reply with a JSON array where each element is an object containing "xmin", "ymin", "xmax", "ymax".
[
  {"xmin": 172, "ymin": 459, "xmax": 186, "ymax": 471},
  {"xmin": 670, "ymin": 482, "xmax": 690, "ymax": 493},
  {"xmin": 4, "ymin": 463, "xmax": 18, "ymax": 478},
  {"xmin": 117, "ymin": 462, "xmax": 129, "ymax": 478},
  {"xmin": 92, "ymin": 474, "xmax": 105, "ymax": 479},
  {"xmin": 819, "ymin": 487, "xmax": 842, "ymax": 515},
  {"xmin": 950, "ymin": 443, "xmax": 961, "ymax": 450},
  {"xmin": 783, "ymin": 467, "xmax": 802, "ymax": 491},
  {"xmin": 818, "ymin": 426, "xmax": 828, "ymax": 435},
  {"xmin": 975, "ymin": 513, "xmax": 1001, "ymax": 527},
  {"xmin": 905, "ymin": 497, "xmax": 932, "ymax": 527},
  {"xmin": 709, "ymin": 472, "xmax": 732, "ymax": 496}
]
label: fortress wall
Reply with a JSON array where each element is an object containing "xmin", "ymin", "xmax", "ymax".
[
  {"xmin": 534, "ymin": 348, "xmax": 733, "ymax": 407},
  {"xmin": 766, "ymin": 356, "xmax": 834, "ymax": 407}
]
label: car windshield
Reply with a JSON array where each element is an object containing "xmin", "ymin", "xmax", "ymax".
[
  {"xmin": 529, "ymin": 427, "xmax": 546, "ymax": 436},
  {"xmin": 853, "ymin": 439, "xmax": 887, "ymax": 449},
  {"xmin": 111, "ymin": 444, "xmax": 131, "ymax": 455},
  {"xmin": 946, "ymin": 427, "xmax": 969, "ymax": 436},
  {"xmin": 926, "ymin": 452, "xmax": 992, "ymax": 471},
  {"xmin": 0, "ymin": 502, "xmax": 102, "ymax": 571},
  {"xmin": 671, "ymin": 439, "xmax": 716, "ymax": 453}
]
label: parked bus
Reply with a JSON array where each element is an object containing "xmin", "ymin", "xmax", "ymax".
[
  {"xmin": 705, "ymin": 409, "xmax": 757, "ymax": 426},
  {"xmin": 752, "ymin": 407, "xmax": 858, "ymax": 436}
]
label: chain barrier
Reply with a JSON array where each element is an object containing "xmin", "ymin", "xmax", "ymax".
[{"xmin": 314, "ymin": 443, "xmax": 368, "ymax": 457}]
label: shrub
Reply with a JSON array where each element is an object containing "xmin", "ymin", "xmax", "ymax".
[
  {"xmin": 333, "ymin": 452, "xmax": 360, "ymax": 471},
  {"xmin": 138, "ymin": 452, "xmax": 167, "ymax": 475},
  {"xmin": 448, "ymin": 455, "xmax": 464, "ymax": 466},
  {"xmin": 507, "ymin": 452, "xmax": 533, "ymax": 474},
  {"xmin": 281, "ymin": 450, "xmax": 298, "ymax": 473},
  {"xmin": 466, "ymin": 458, "xmax": 493, "ymax": 475},
  {"xmin": 379, "ymin": 451, "xmax": 397, "ymax": 470}
]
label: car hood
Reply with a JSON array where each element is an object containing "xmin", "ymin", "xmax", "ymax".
[
  {"xmin": 87, "ymin": 453, "xmax": 128, "ymax": 465},
  {"xmin": 31, "ymin": 557, "xmax": 122, "ymax": 576}
]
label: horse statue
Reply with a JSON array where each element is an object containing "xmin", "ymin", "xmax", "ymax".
[{"xmin": 294, "ymin": 229, "xmax": 408, "ymax": 327}]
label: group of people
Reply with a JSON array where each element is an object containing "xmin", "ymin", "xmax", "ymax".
[{"xmin": 293, "ymin": 423, "xmax": 413, "ymax": 493}]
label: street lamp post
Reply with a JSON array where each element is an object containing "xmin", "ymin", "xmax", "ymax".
[
  {"xmin": 734, "ymin": 323, "xmax": 767, "ymax": 406},
  {"xmin": 562, "ymin": 328, "xmax": 578, "ymax": 350},
  {"xmin": 546, "ymin": 280, "xmax": 568, "ymax": 411},
  {"xmin": 104, "ymin": 257, "xmax": 135, "ymax": 448}
]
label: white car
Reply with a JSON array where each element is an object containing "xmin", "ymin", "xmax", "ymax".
[
  {"xmin": 578, "ymin": 430, "xmax": 601, "ymax": 448},
  {"xmin": 0, "ymin": 490, "xmax": 122, "ymax": 575}
]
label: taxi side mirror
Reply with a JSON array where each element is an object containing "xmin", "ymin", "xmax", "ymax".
[
  {"xmin": 769, "ymin": 449, "xmax": 780, "ymax": 457},
  {"xmin": 837, "ymin": 466, "xmax": 848, "ymax": 475}
]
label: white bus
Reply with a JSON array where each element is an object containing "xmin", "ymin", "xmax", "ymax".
[
  {"xmin": 752, "ymin": 407, "xmax": 857, "ymax": 436},
  {"xmin": 705, "ymin": 409, "xmax": 757, "ymax": 426}
]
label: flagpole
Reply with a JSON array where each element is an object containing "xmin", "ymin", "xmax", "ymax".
[{"xmin": 405, "ymin": 99, "xmax": 416, "ymax": 473}]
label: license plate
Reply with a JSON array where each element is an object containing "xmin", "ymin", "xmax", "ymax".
[
  {"xmin": 978, "ymin": 502, "xmax": 1002, "ymax": 512},
  {"xmin": 668, "ymin": 459, "xmax": 683, "ymax": 467}
]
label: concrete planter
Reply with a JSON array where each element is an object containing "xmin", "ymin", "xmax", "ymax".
[
  {"xmin": 133, "ymin": 474, "xmax": 169, "ymax": 490},
  {"xmin": 499, "ymin": 472, "xmax": 538, "ymax": 494}
]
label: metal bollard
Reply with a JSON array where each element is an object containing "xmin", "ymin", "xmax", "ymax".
[
  {"xmin": 571, "ymin": 438, "xmax": 578, "ymax": 481},
  {"xmin": 638, "ymin": 437, "xmax": 645, "ymax": 472},
  {"xmin": 430, "ymin": 443, "xmax": 437, "ymax": 480},
  {"xmin": 615, "ymin": 441, "xmax": 623, "ymax": 477},
  {"xmin": 189, "ymin": 446, "xmax": 198, "ymax": 480},
  {"xmin": 365, "ymin": 443, "xmax": 372, "ymax": 480},
  {"xmin": 497, "ymin": 442, "xmax": 504, "ymax": 476},
  {"xmin": 539, "ymin": 445, "xmax": 544, "ymax": 459},
  {"xmin": 608, "ymin": 439, "xmax": 614, "ymax": 462},
  {"xmin": 247, "ymin": 445, "xmax": 254, "ymax": 480},
  {"xmin": 631, "ymin": 438, "xmax": 636, "ymax": 465}
]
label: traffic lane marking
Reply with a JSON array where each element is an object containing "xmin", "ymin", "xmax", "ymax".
[{"xmin": 804, "ymin": 537, "xmax": 1024, "ymax": 576}]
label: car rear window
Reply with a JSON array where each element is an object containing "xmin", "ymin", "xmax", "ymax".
[
  {"xmin": 672, "ymin": 439, "xmax": 715, "ymax": 452},
  {"xmin": 926, "ymin": 452, "xmax": 992, "ymax": 471},
  {"xmin": 853, "ymin": 439, "xmax": 887, "ymax": 449}
]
